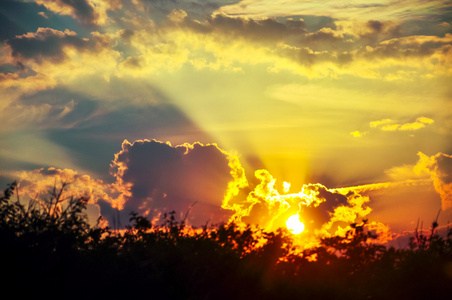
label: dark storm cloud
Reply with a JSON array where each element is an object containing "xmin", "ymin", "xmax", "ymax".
[
  {"xmin": 110, "ymin": 140, "xmax": 236, "ymax": 226},
  {"xmin": 5, "ymin": 27, "xmax": 102, "ymax": 64}
]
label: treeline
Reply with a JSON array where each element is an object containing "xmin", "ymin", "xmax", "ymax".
[{"xmin": 1, "ymin": 182, "xmax": 451, "ymax": 300}]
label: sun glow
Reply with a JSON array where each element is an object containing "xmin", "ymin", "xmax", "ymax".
[{"xmin": 286, "ymin": 214, "xmax": 305, "ymax": 234}]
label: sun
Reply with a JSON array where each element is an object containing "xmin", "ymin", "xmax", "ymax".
[{"xmin": 286, "ymin": 214, "xmax": 305, "ymax": 234}]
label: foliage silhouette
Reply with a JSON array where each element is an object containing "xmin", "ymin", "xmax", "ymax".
[{"xmin": 1, "ymin": 181, "xmax": 452, "ymax": 299}]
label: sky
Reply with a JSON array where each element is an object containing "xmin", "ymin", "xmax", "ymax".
[{"xmin": 1, "ymin": 0, "xmax": 452, "ymax": 248}]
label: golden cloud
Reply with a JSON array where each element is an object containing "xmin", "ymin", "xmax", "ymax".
[
  {"xmin": 370, "ymin": 118, "xmax": 393, "ymax": 128},
  {"xmin": 350, "ymin": 130, "xmax": 366, "ymax": 138},
  {"xmin": 367, "ymin": 117, "xmax": 434, "ymax": 133}
]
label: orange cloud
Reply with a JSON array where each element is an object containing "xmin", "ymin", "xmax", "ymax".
[
  {"xmin": 414, "ymin": 152, "xmax": 452, "ymax": 210},
  {"xmin": 13, "ymin": 167, "xmax": 117, "ymax": 226}
]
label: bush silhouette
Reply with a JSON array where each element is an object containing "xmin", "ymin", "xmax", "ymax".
[{"xmin": 1, "ymin": 181, "xmax": 452, "ymax": 299}]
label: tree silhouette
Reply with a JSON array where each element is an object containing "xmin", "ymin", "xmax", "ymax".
[{"xmin": 1, "ymin": 181, "xmax": 452, "ymax": 299}]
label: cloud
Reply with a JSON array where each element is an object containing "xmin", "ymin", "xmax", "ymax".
[
  {"xmin": 350, "ymin": 130, "xmax": 368, "ymax": 138},
  {"xmin": 1, "ymin": 28, "xmax": 120, "ymax": 103},
  {"xmin": 5, "ymin": 27, "xmax": 100, "ymax": 64},
  {"xmin": 179, "ymin": 12, "xmax": 307, "ymax": 43},
  {"xmin": 334, "ymin": 19, "xmax": 402, "ymax": 45},
  {"xmin": 3, "ymin": 5, "xmax": 448, "ymax": 87},
  {"xmin": 359, "ymin": 34, "xmax": 452, "ymax": 61},
  {"xmin": 216, "ymin": 0, "xmax": 452, "ymax": 21},
  {"xmin": 161, "ymin": 12, "xmax": 451, "ymax": 77},
  {"xmin": 222, "ymin": 168, "xmax": 377, "ymax": 249},
  {"xmin": 127, "ymin": 0, "xmax": 226, "ymax": 22},
  {"xmin": 110, "ymin": 139, "xmax": 246, "ymax": 226},
  {"xmin": 35, "ymin": 0, "xmax": 109, "ymax": 26},
  {"xmin": 357, "ymin": 117, "xmax": 435, "ymax": 134},
  {"xmin": 415, "ymin": 152, "xmax": 452, "ymax": 210},
  {"xmin": 15, "ymin": 167, "xmax": 112, "ymax": 201},
  {"xmin": 381, "ymin": 124, "xmax": 401, "ymax": 131},
  {"xmin": 11, "ymin": 167, "xmax": 115, "ymax": 226},
  {"xmin": 390, "ymin": 117, "xmax": 434, "ymax": 131},
  {"xmin": 370, "ymin": 118, "xmax": 393, "ymax": 128},
  {"xmin": 0, "ymin": 1, "xmax": 449, "ymax": 87}
]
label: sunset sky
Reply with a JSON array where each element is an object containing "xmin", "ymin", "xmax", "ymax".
[{"xmin": 1, "ymin": 0, "xmax": 452, "ymax": 247}]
